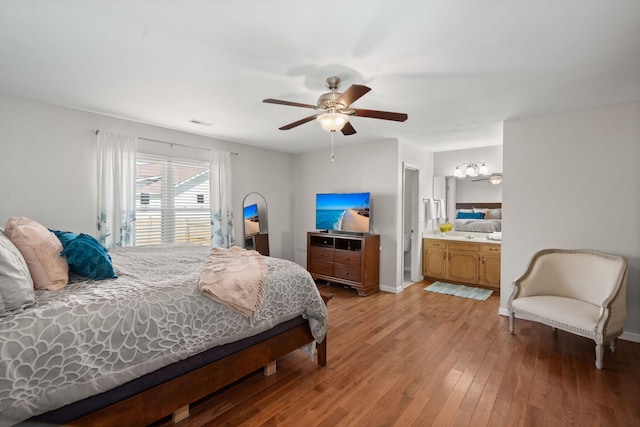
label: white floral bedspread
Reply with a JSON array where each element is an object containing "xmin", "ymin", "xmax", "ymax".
[
  {"xmin": 0, "ymin": 244, "xmax": 327, "ymax": 426},
  {"xmin": 454, "ymin": 219, "xmax": 502, "ymax": 233}
]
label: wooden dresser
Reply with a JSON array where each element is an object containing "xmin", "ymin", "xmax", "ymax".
[
  {"xmin": 422, "ymin": 237, "xmax": 501, "ymax": 290},
  {"xmin": 244, "ymin": 233, "xmax": 269, "ymax": 256},
  {"xmin": 307, "ymin": 232, "xmax": 380, "ymax": 296}
]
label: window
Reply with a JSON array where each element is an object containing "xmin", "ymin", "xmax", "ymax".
[{"xmin": 135, "ymin": 154, "xmax": 210, "ymax": 246}]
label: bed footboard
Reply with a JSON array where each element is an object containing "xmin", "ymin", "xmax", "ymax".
[{"xmin": 69, "ymin": 323, "xmax": 324, "ymax": 427}]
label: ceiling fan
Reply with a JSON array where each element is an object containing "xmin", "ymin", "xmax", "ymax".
[
  {"xmin": 263, "ymin": 76, "xmax": 408, "ymax": 135},
  {"xmin": 472, "ymin": 173, "xmax": 503, "ymax": 185}
]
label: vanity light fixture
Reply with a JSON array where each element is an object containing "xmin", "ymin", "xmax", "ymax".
[{"xmin": 453, "ymin": 161, "xmax": 490, "ymax": 178}]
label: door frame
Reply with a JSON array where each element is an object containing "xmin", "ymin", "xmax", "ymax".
[{"xmin": 401, "ymin": 162, "xmax": 421, "ymax": 287}]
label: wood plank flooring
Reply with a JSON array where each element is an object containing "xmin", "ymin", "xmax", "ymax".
[{"xmin": 153, "ymin": 281, "xmax": 640, "ymax": 426}]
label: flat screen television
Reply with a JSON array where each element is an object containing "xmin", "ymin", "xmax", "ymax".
[
  {"xmin": 243, "ymin": 203, "xmax": 260, "ymax": 237},
  {"xmin": 315, "ymin": 192, "xmax": 371, "ymax": 233}
]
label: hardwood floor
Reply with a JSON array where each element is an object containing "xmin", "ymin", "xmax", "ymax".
[{"xmin": 154, "ymin": 281, "xmax": 640, "ymax": 426}]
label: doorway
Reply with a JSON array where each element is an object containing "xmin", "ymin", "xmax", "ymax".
[{"xmin": 402, "ymin": 164, "xmax": 420, "ymax": 286}]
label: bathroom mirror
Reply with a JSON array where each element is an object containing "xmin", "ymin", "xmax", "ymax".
[
  {"xmin": 242, "ymin": 192, "xmax": 269, "ymax": 255},
  {"xmin": 439, "ymin": 176, "xmax": 503, "ymax": 236}
]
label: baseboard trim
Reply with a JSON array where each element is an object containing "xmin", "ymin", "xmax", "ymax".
[
  {"xmin": 379, "ymin": 284, "xmax": 401, "ymax": 294},
  {"xmin": 620, "ymin": 331, "xmax": 640, "ymax": 343}
]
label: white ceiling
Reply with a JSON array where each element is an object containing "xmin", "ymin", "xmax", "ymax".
[{"xmin": 1, "ymin": 1, "xmax": 639, "ymax": 153}]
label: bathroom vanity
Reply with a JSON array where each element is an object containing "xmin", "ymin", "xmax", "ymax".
[{"xmin": 422, "ymin": 234, "xmax": 501, "ymax": 290}]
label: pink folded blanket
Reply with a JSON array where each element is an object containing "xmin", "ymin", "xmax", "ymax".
[{"xmin": 199, "ymin": 246, "xmax": 267, "ymax": 317}]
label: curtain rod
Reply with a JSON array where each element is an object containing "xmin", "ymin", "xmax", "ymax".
[{"xmin": 93, "ymin": 129, "xmax": 239, "ymax": 156}]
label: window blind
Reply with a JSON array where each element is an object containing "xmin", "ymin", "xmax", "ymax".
[{"xmin": 135, "ymin": 153, "xmax": 211, "ymax": 246}]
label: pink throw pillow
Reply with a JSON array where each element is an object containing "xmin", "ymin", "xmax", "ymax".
[{"xmin": 4, "ymin": 217, "xmax": 69, "ymax": 291}]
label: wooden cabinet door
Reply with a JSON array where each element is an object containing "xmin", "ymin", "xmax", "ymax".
[
  {"xmin": 447, "ymin": 250, "xmax": 479, "ymax": 284},
  {"xmin": 480, "ymin": 255, "xmax": 501, "ymax": 288},
  {"xmin": 424, "ymin": 249, "xmax": 447, "ymax": 279}
]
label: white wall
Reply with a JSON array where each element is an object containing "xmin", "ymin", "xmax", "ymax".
[
  {"xmin": 293, "ymin": 139, "xmax": 434, "ymax": 293},
  {"xmin": 293, "ymin": 140, "xmax": 399, "ymax": 290},
  {"xmin": 502, "ymin": 101, "xmax": 640, "ymax": 340},
  {"xmin": 0, "ymin": 95, "xmax": 296, "ymax": 259}
]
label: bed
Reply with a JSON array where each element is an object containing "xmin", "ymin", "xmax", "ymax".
[
  {"xmin": 454, "ymin": 202, "xmax": 502, "ymax": 233},
  {"xmin": 0, "ymin": 242, "xmax": 328, "ymax": 426}
]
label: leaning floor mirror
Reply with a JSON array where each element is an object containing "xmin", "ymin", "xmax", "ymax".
[{"xmin": 242, "ymin": 192, "xmax": 269, "ymax": 256}]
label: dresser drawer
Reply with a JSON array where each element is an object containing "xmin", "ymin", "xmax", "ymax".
[
  {"xmin": 424, "ymin": 239, "xmax": 447, "ymax": 249},
  {"xmin": 333, "ymin": 250, "xmax": 361, "ymax": 266},
  {"xmin": 447, "ymin": 241, "xmax": 481, "ymax": 252},
  {"xmin": 333, "ymin": 264, "xmax": 361, "ymax": 282},
  {"xmin": 309, "ymin": 260, "xmax": 334, "ymax": 276},
  {"xmin": 481, "ymin": 244, "xmax": 501, "ymax": 254},
  {"xmin": 309, "ymin": 246, "xmax": 333, "ymax": 262}
]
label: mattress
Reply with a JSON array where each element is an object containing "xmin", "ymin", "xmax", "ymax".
[
  {"xmin": 454, "ymin": 219, "xmax": 502, "ymax": 233},
  {"xmin": 0, "ymin": 244, "xmax": 328, "ymax": 425}
]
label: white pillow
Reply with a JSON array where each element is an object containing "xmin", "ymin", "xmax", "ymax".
[
  {"xmin": 4, "ymin": 217, "xmax": 69, "ymax": 291},
  {"xmin": 485, "ymin": 208, "xmax": 502, "ymax": 219},
  {"xmin": 0, "ymin": 231, "xmax": 35, "ymax": 316}
]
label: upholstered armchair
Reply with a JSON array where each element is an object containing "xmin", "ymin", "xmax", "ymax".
[{"xmin": 508, "ymin": 249, "xmax": 628, "ymax": 369}]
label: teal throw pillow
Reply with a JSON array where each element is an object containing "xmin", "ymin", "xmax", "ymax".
[
  {"xmin": 49, "ymin": 229, "xmax": 79, "ymax": 249},
  {"xmin": 456, "ymin": 212, "xmax": 485, "ymax": 219},
  {"xmin": 61, "ymin": 233, "xmax": 117, "ymax": 280}
]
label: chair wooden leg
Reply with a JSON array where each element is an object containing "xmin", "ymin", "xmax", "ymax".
[
  {"xmin": 595, "ymin": 343, "xmax": 604, "ymax": 369},
  {"xmin": 508, "ymin": 312, "xmax": 515, "ymax": 334},
  {"xmin": 610, "ymin": 338, "xmax": 617, "ymax": 353}
]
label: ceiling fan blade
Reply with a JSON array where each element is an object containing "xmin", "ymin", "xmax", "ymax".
[
  {"xmin": 278, "ymin": 115, "xmax": 317, "ymax": 130},
  {"xmin": 341, "ymin": 122, "xmax": 357, "ymax": 135},
  {"xmin": 335, "ymin": 84, "xmax": 371, "ymax": 108},
  {"xmin": 352, "ymin": 108, "xmax": 408, "ymax": 122},
  {"xmin": 263, "ymin": 98, "xmax": 317, "ymax": 109}
]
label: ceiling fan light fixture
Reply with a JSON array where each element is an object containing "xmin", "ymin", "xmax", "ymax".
[
  {"xmin": 317, "ymin": 112, "xmax": 349, "ymax": 132},
  {"xmin": 490, "ymin": 174, "xmax": 503, "ymax": 185}
]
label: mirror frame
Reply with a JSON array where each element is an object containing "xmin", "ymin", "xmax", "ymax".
[{"xmin": 242, "ymin": 192, "xmax": 268, "ymax": 241}]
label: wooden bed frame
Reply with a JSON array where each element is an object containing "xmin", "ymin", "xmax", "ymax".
[
  {"xmin": 64, "ymin": 292, "xmax": 332, "ymax": 426},
  {"xmin": 456, "ymin": 202, "xmax": 502, "ymax": 210},
  {"xmin": 68, "ymin": 323, "xmax": 325, "ymax": 426}
]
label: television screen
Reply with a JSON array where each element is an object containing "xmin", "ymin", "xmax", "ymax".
[
  {"xmin": 243, "ymin": 203, "xmax": 260, "ymax": 236},
  {"xmin": 316, "ymin": 192, "xmax": 370, "ymax": 233}
]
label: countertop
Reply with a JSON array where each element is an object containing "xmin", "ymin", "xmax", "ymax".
[{"xmin": 422, "ymin": 232, "xmax": 501, "ymax": 244}]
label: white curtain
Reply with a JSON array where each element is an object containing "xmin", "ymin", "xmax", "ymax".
[
  {"xmin": 210, "ymin": 150, "xmax": 236, "ymax": 248},
  {"xmin": 97, "ymin": 131, "xmax": 137, "ymax": 248}
]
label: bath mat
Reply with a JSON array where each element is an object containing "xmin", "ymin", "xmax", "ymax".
[{"xmin": 424, "ymin": 281, "xmax": 493, "ymax": 301}]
